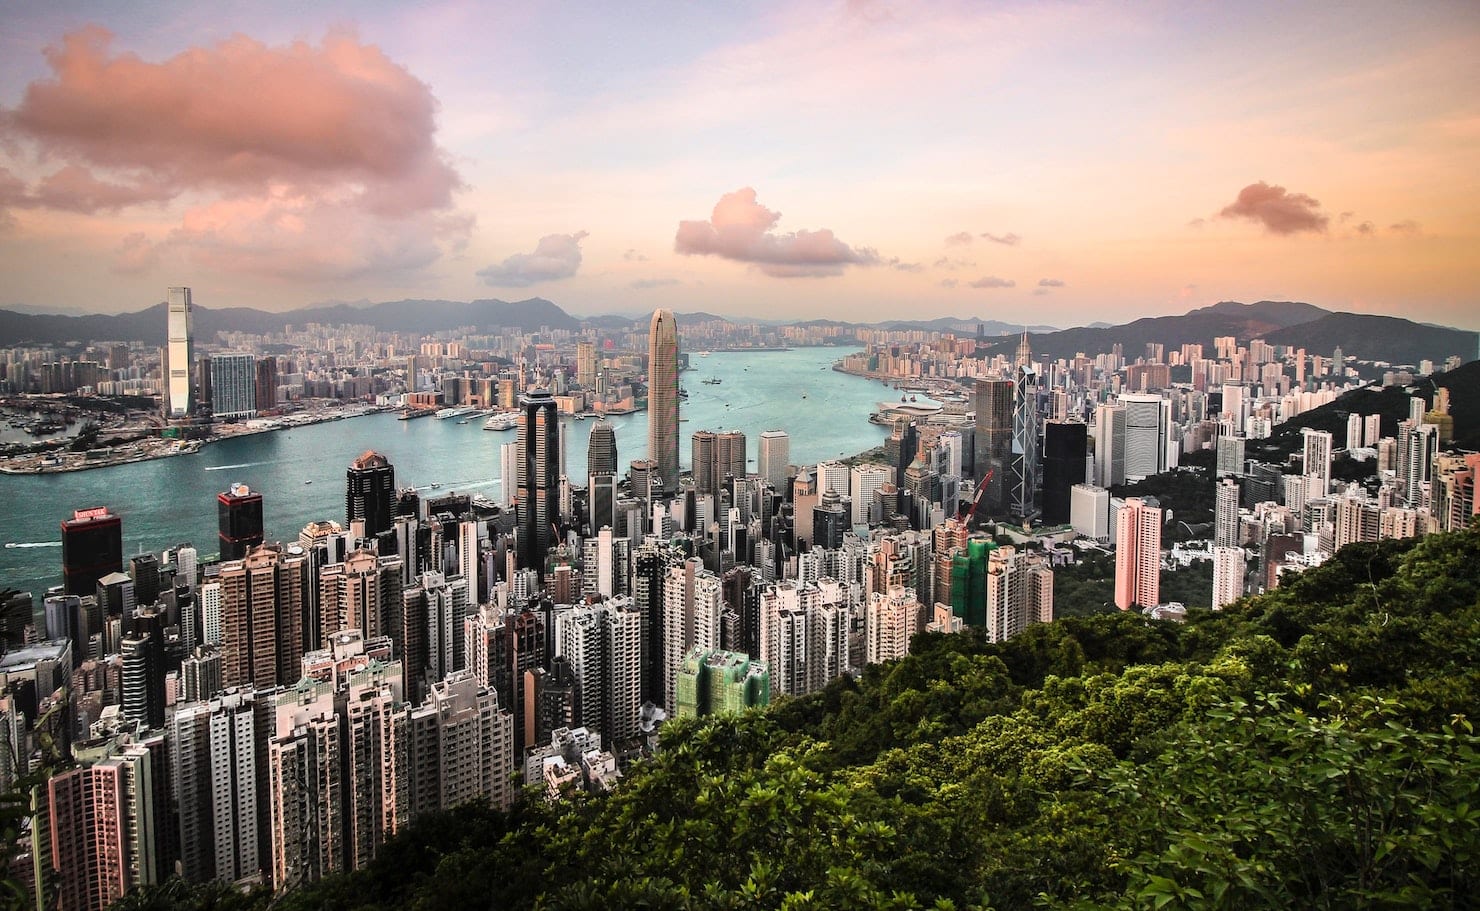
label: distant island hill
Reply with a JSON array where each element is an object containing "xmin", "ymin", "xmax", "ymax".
[{"xmin": 1, "ymin": 298, "xmax": 1474, "ymax": 367}]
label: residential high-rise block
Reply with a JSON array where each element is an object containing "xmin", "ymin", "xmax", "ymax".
[
  {"xmin": 1114, "ymin": 497, "xmax": 1163, "ymax": 610},
  {"xmin": 1212, "ymin": 546, "xmax": 1246, "ymax": 610},
  {"xmin": 218, "ymin": 544, "xmax": 309, "ymax": 689},
  {"xmin": 647, "ymin": 309, "xmax": 680, "ymax": 493},
  {"xmin": 346, "ymin": 451, "xmax": 397, "ymax": 540},
  {"xmin": 865, "ymin": 585, "xmax": 919, "ymax": 664},
  {"xmin": 209, "ymin": 353, "xmax": 257, "ymax": 421},
  {"xmin": 984, "ymin": 546, "xmax": 1054, "ymax": 642},
  {"xmin": 555, "ymin": 597, "xmax": 643, "ymax": 748},
  {"xmin": 1215, "ymin": 477, "xmax": 1241, "ymax": 548},
  {"xmin": 516, "ymin": 389, "xmax": 560, "ymax": 574},
  {"xmin": 1302, "ymin": 428, "xmax": 1333, "ymax": 497},
  {"xmin": 674, "ymin": 647, "xmax": 770, "ymax": 718},
  {"xmin": 166, "ymin": 287, "xmax": 194, "ymax": 419},
  {"xmin": 218, "ymin": 483, "xmax": 264, "ymax": 561}
]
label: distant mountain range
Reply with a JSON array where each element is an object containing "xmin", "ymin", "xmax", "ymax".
[
  {"xmin": 976, "ymin": 301, "xmax": 1477, "ymax": 367},
  {"xmin": 0, "ymin": 297, "xmax": 1473, "ymax": 366}
]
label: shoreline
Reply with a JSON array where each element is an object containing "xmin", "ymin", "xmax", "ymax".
[{"xmin": 0, "ymin": 403, "xmax": 384, "ymax": 475}]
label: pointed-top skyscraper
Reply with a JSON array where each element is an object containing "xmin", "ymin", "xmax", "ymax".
[{"xmin": 647, "ymin": 309, "xmax": 680, "ymax": 494}]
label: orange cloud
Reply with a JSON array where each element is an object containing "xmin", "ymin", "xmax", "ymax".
[
  {"xmin": 675, "ymin": 188, "xmax": 879, "ymax": 277},
  {"xmin": 1218, "ymin": 181, "xmax": 1329, "ymax": 234}
]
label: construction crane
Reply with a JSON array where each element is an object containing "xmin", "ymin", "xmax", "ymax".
[{"xmin": 959, "ymin": 468, "xmax": 993, "ymax": 528}]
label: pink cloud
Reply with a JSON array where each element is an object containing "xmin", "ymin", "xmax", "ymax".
[
  {"xmin": 944, "ymin": 231, "xmax": 974, "ymax": 246},
  {"xmin": 0, "ymin": 27, "xmax": 468, "ymax": 281},
  {"xmin": 969, "ymin": 275, "xmax": 1015, "ymax": 289},
  {"xmin": 674, "ymin": 188, "xmax": 879, "ymax": 277},
  {"xmin": 980, "ymin": 231, "xmax": 1021, "ymax": 246},
  {"xmin": 1217, "ymin": 181, "xmax": 1329, "ymax": 234},
  {"xmin": 112, "ymin": 232, "xmax": 160, "ymax": 274},
  {"xmin": 478, "ymin": 232, "xmax": 589, "ymax": 287}
]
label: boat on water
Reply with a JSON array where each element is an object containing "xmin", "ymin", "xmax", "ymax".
[
  {"xmin": 702, "ymin": 377, "xmax": 722, "ymax": 385},
  {"xmin": 483, "ymin": 411, "xmax": 519, "ymax": 431},
  {"xmin": 398, "ymin": 408, "xmax": 434, "ymax": 420},
  {"xmin": 435, "ymin": 406, "xmax": 474, "ymax": 420},
  {"xmin": 304, "ymin": 480, "xmax": 313, "ymax": 485}
]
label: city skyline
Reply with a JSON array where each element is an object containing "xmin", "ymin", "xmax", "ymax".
[{"xmin": 0, "ymin": 2, "xmax": 1477, "ymax": 328}]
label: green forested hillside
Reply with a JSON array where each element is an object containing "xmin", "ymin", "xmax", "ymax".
[{"xmin": 118, "ymin": 529, "xmax": 1480, "ymax": 911}]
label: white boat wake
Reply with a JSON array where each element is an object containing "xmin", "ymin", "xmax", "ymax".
[{"xmin": 204, "ymin": 461, "xmax": 272, "ymax": 471}]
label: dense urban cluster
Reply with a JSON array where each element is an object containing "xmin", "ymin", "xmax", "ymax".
[{"xmin": 0, "ymin": 289, "xmax": 1475, "ymax": 911}]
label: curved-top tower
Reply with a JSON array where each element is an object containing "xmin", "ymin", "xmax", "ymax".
[{"xmin": 647, "ymin": 309, "xmax": 680, "ymax": 493}]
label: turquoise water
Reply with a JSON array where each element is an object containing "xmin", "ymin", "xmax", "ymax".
[{"xmin": 0, "ymin": 347, "xmax": 891, "ymax": 596}]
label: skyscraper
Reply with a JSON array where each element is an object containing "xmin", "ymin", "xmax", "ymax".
[
  {"xmin": 1114, "ymin": 497, "xmax": 1162, "ymax": 610},
  {"xmin": 346, "ymin": 451, "xmax": 396, "ymax": 540},
  {"xmin": 209, "ymin": 353, "xmax": 257, "ymax": 420},
  {"xmin": 757, "ymin": 430, "xmax": 790, "ymax": 491},
  {"xmin": 1010, "ymin": 333, "xmax": 1040, "ymax": 519},
  {"xmin": 1215, "ymin": 477, "xmax": 1241, "ymax": 548},
  {"xmin": 166, "ymin": 286, "xmax": 193, "ymax": 419},
  {"xmin": 1041, "ymin": 421, "xmax": 1087, "ymax": 525},
  {"xmin": 1212, "ymin": 546, "xmax": 1245, "ymax": 609},
  {"xmin": 587, "ymin": 420, "xmax": 617, "ymax": 477},
  {"xmin": 1121, "ymin": 394, "xmax": 1170, "ymax": 480},
  {"xmin": 647, "ymin": 309, "xmax": 680, "ymax": 494},
  {"xmin": 973, "ymin": 379, "xmax": 1013, "ymax": 515},
  {"xmin": 61, "ymin": 506, "xmax": 123, "ymax": 596},
  {"xmin": 516, "ymin": 389, "xmax": 560, "ymax": 574},
  {"xmin": 218, "ymin": 483, "xmax": 264, "ymax": 561},
  {"xmin": 254, "ymin": 357, "xmax": 278, "ymax": 412},
  {"xmin": 1302, "ymin": 428, "xmax": 1333, "ymax": 497}
]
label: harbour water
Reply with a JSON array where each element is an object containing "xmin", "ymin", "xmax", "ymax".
[{"xmin": 0, "ymin": 347, "xmax": 891, "ymax": 596}]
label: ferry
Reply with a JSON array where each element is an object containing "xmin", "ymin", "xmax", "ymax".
[
  {"xmin": 702, "ymin": 377, "xmax": 722, "ymax": 385},
  {"xmin": 483, "ymin": 411, "xmax": 519, "ymax": 432},
  {"xmin": 398, "ymin": 408, "xmax": 435, "ymax": 420},
  {"xmin": 435, "ymin": 406, "xmax": 475, "ymax": 420}
]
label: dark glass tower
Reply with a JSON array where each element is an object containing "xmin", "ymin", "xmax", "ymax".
[
  {"xmin": 587, "ymin": 419, "xmax": 617, "ymax": 478},
  {"xmin": 217, "ymin": 482, "xmax": 264, "ymax": 561},
  {"xmin": 60, "ymin": 507, "xmax": 123, "ymax": 596},
  {"xmin": 346, "ymin": 450, "xmax": 396, "ymax": 539},
  {"xmin": 1042, "ymin": 421, "xmax": 1088, "ymax": 525},
  {"xmin": 516, "ymin": 390, "xmax": 561, "ymax": 574},
  {"xmin": 974, "ymin": 378, "xmax": 1013, "ymax": 516}
]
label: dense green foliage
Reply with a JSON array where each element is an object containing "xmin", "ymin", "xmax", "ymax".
[{"xmin": 114, "ymin": 529, "xmax": 1480, "ymax": 910}]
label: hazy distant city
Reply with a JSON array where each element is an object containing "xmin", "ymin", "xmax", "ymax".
[{"xmin": 1, "ymin": 3, "xmax": 1477, "ymax": 910}]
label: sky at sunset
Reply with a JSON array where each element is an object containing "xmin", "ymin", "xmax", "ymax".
[{"xmin": 1, "ymin": 1, "xmax": 1477, "ymax": 328}]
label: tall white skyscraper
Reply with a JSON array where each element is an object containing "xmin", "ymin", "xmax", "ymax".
[
  {"xmin": 166, "ymin": 287, "xmax": 194, "ymax": 418},
  {"xmin": 1302, "ymin": 428, "xmax": 1333, "ymax": 496},
  {"xmin": 757, "ymin": 430, "xmax": 790, "ymax": 491},
  {"xmin": 815, "ymin": 460, "xmax": 850, "ymax": 497},
  {"xmin": 1215, "ymin": 477, "xmax": 1241, "ymax": 548}
]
